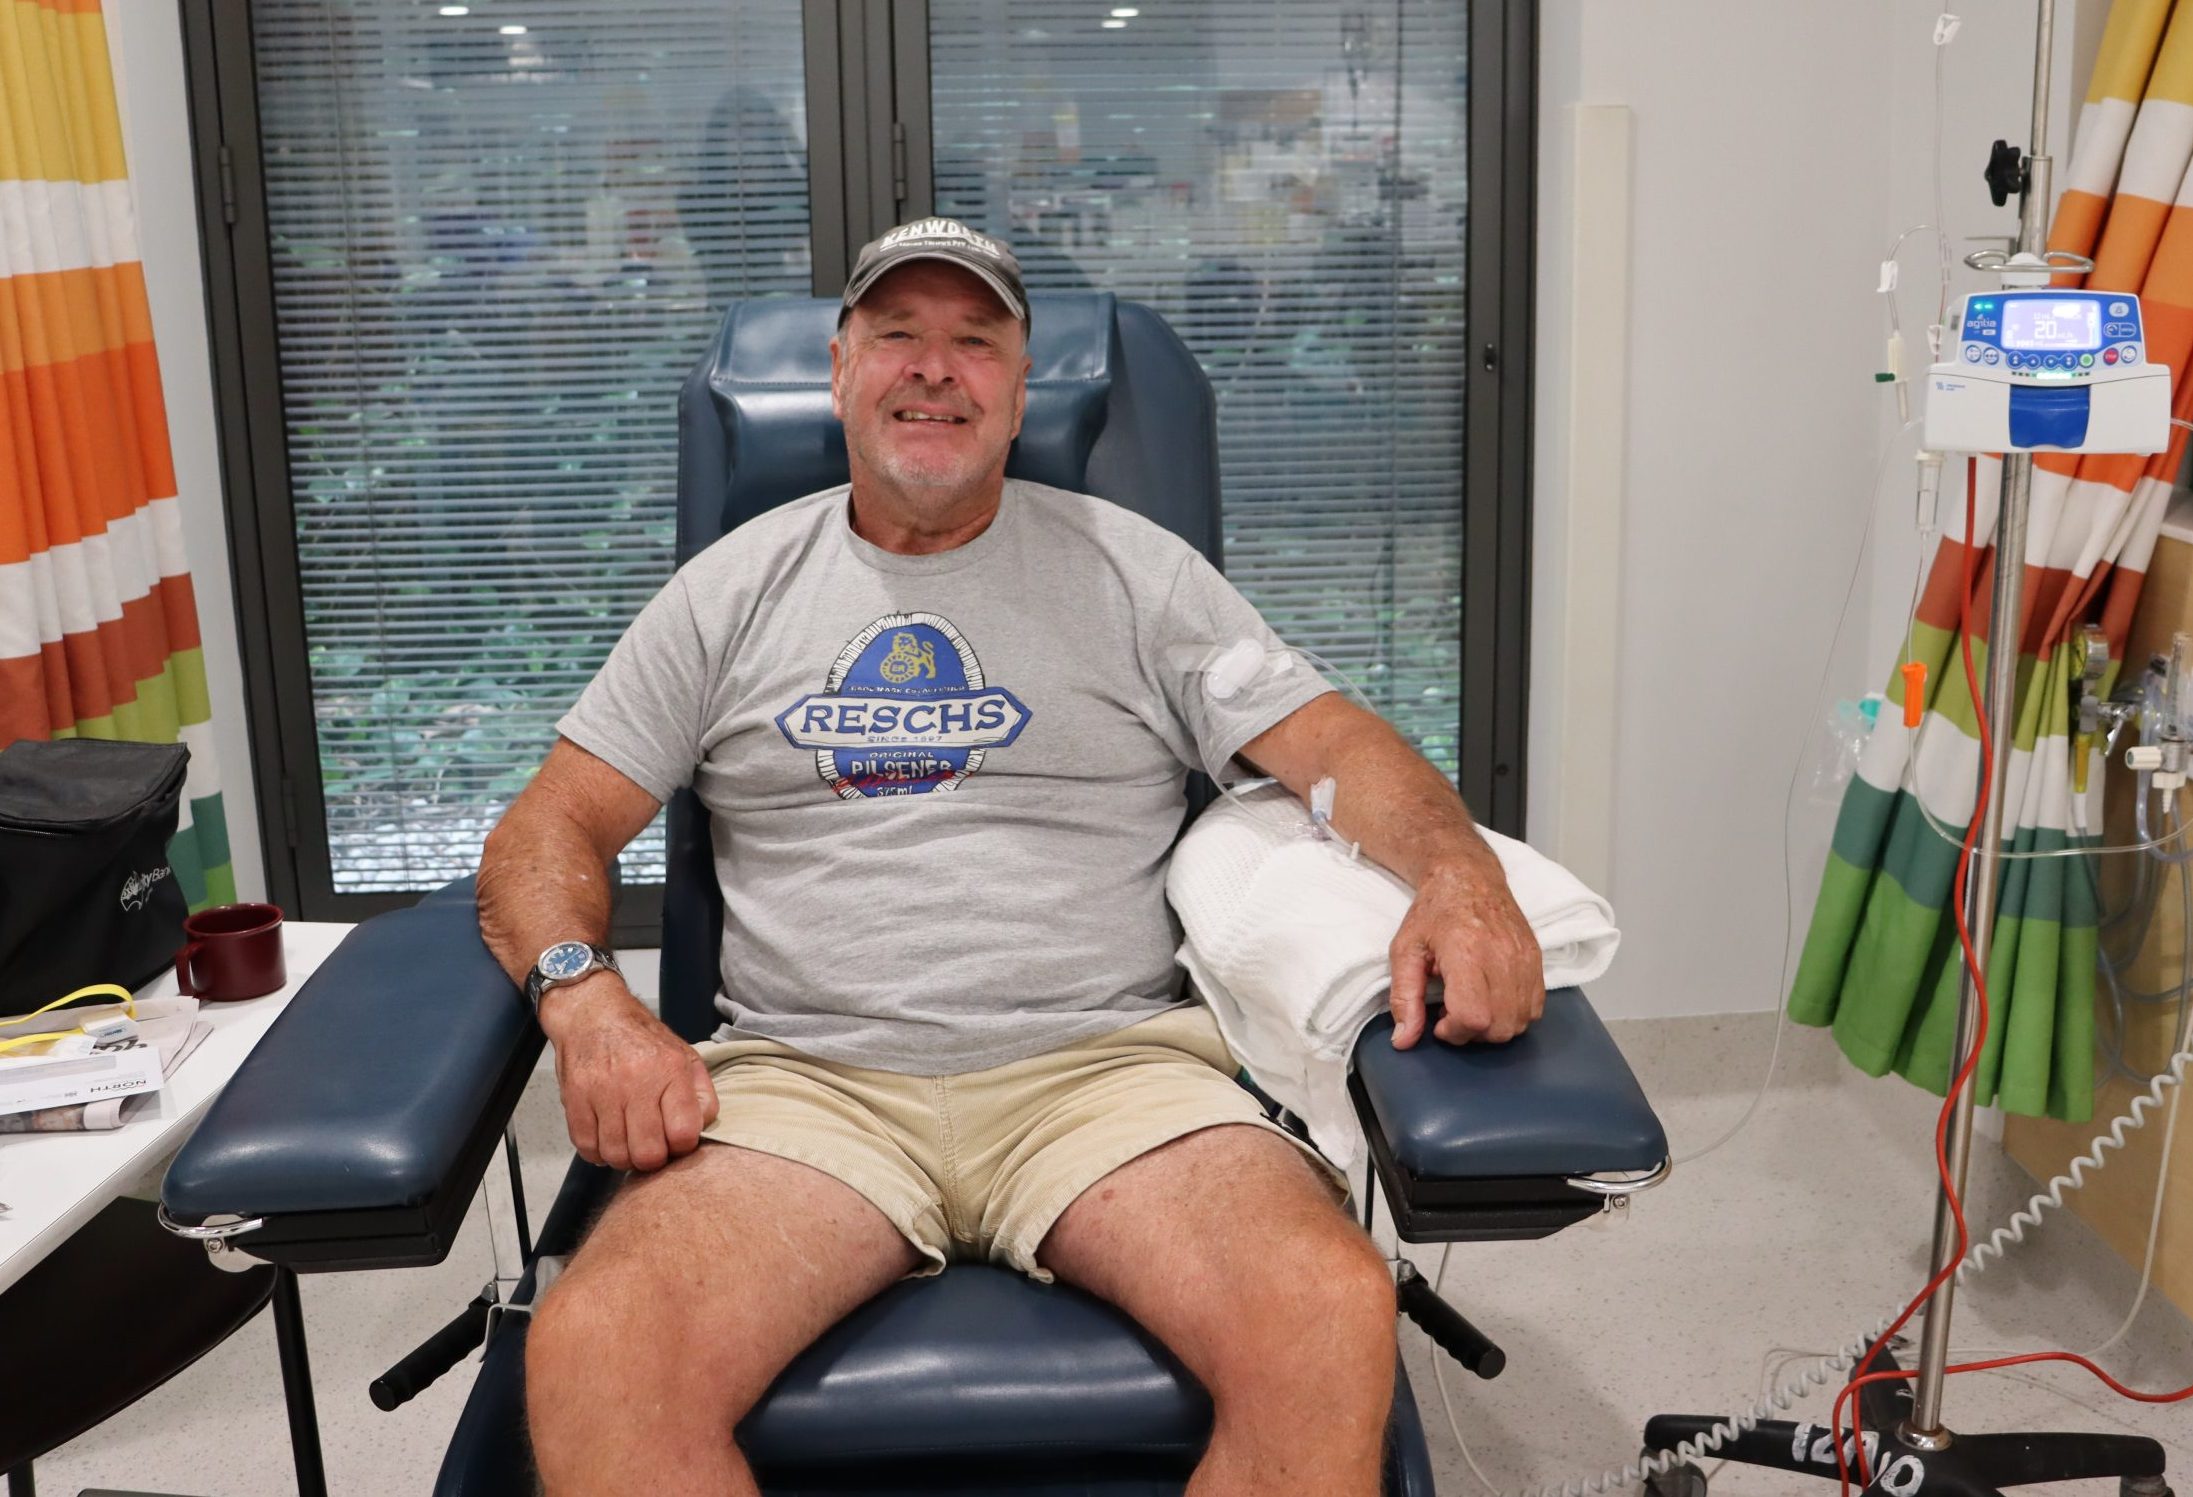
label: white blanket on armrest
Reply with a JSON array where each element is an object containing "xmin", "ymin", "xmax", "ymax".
[{"xmin": 1165, "ymin": 783, "xmax": 1619, "ymax": 1174}]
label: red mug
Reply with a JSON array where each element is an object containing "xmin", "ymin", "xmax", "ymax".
[{"xmin": 174, "ymin": 902, "xmax": 287, "ymax": 1000}]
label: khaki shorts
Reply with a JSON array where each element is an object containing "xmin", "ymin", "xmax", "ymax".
[{"xmin": 693, "ymin": 1002, "xmax": 1347, "ymax": 1284}]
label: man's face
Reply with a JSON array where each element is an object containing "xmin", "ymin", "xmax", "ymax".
[{"xmin": 831, "ymin": 260, "xmax": 1030, "ymax": 498}]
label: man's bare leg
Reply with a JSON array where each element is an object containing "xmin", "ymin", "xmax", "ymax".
[
  {"xmin": 526, "ymin": 1143, "xmax": 922, "ymax": 1496},
  {"xmin": 1038, "ymin": 1125, "xmax": 1396, "ymax": 1497}
]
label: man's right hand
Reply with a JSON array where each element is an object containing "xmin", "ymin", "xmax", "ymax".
[{"xmin": 538, "ymin": 973, "xmax": 721, "ymax": 1173}]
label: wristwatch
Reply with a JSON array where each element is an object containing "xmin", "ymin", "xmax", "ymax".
[{"xmin": 524, "ymin": 941, "xmax": 622, "ymax": 1009}]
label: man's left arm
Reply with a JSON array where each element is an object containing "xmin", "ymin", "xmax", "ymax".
[{"xmin": 1238, "ymin": 692, "xmax": 1544, "ymax": 1049}]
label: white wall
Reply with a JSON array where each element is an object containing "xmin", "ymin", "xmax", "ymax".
[
  {"xmin": 1530, "ymin": 1, "xmax": 2078, "ymax": 1019},
  {"xmin": 107, "ymin": 3, "xmax": 267, "ymax": 905}
]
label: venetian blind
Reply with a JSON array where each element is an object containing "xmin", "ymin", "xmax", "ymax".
[
  {"xmin": 250, "ymin": 0, "xmax": 809, "ymax": 891},
  {"xmin": 929, "ymin": 0, "xmax": 1468, "ymax": 772}
]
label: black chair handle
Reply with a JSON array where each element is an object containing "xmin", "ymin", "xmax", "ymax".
[
  {"xmin": 1396, "ymin": 1261, "xmax": 1506, "ymax": 1380},
  {"xmin": 370, "ymin": 1287, "xmax": 497, "ymax": 1411}
]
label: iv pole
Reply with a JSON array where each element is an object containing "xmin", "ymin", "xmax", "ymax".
[
  {"xmin": 1638, "ymin": 8, "xmax": 2173, "ymax": 1491},
  {"xmin": 1904, "ymin": 0, "xmax": 2057, "ymax": 1445}
]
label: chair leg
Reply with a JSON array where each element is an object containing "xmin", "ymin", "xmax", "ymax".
[
  {"xmin": 271, "ymin": 1268, "xmax": 329, "ymax": 1497},
  {"xmin": 6, "ymin": 1461, "xmax": 32, "ymax": 1497}
]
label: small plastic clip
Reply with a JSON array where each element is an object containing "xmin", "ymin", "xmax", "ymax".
[
  {"xmin": 1877, "ymin": 260, "xmax": 1899, "ymax": 295},
  {"xmin": 1306, "ymin": 777, "xmax": 1360, "ymax": 862},
  {"xmin": 1934, "ymin": 13, "xmax": 1961, "ymax": 45},
  {"xmin": 83, "ymin": 1013, "xmax": 138, "ymax": 1046},
  {"xmin": 1900, "ymin": 661, "xmax": 1927, "ymax": 728},
  {"xmin": 1916, "ymin": 449, "xmax": 1944, "ymax": 533}
]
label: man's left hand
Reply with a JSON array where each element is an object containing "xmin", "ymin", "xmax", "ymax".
[{"xmin": 1386, "ymin": 860, "xmax": 1544, "ymax": 1048}]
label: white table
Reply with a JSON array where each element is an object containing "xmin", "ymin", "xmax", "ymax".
[{"xmin": 0, "ymin": 920, "xmax": 354, "ymax": 1296}]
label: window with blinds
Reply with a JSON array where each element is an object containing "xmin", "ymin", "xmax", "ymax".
[
  {"xmin": 929, "ymin": 0, "xmax": 1468, "ymax": 772},
  {"xmin": 249, "ymin": 0, "xmax": 809, "ymax": 891}
]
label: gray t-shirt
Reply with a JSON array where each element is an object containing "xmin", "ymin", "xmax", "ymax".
[{"xmin": 557, "ymin": 478, "xmax": 1329, "ymax": 1074}]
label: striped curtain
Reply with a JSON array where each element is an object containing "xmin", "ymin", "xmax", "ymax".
[
  {"xmin": 1791, "ymin": 0, "xmax": 2189, "ymax": 1125},
  {"xmin": 0, "ymin": 0, "xmax": 234, "ymax": 908}
]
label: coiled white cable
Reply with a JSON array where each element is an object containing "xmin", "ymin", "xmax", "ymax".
[
  {"xmin": 1503, "ymin": 1315, "xmax": 1899, "ymax": 1497},
  {"xmin": 1954, "ymin": 1047, "xmax": 2192, "ymax": 1289},
  {"xmin": 1433, "ymin": 1041, "xmax": 2193, "ymax": 1497},
  {"xmin": 1954, "ymin": 839, "xmax": 2192, "ymax": 1363}
]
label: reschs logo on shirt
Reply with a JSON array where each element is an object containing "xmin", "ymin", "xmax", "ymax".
[{"xmin": 775, "ymin": 612, "xmax": 1032, "ymax": 799}]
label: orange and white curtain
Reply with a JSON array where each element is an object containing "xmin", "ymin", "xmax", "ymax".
[{"xmin": 0, "ymin": 0, "xmax": 234, "ymax": 906}]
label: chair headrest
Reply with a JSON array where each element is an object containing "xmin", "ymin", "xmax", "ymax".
[{"xmin": 674, "ymin": 291, "xmax": 1221, "ymax": 567}]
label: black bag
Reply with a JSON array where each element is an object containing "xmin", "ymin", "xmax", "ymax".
[{"xmin": 0, "ymin": 738, "xmax": 191, "ymax": 1018}]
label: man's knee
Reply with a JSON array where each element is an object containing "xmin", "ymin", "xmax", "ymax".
[
  {"xmin": 1287, "ymin": 1229, "xmax": 1396, "ymax": 1352},
  {"xmin": 1204, "ymin": 1226, "xmax": 1395, "ymax": 1398},
  {"xmin": 526, "ymin": 1251, "xmax": 774, "ymax": 1428}
]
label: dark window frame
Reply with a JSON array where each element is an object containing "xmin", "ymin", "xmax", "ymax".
[{"xmin": 181, "ymin": 0, "xmax": 1535, "ymax": 938}]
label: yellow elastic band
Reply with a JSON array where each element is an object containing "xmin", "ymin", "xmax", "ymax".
[{"xmin": 0, "ymin": 984, "xmax": 140, "ymax": 1055}]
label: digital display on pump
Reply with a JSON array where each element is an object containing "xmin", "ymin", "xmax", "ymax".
[{"xmin": 2001, "ymin": 299, "xmax": 2102, "ymax": 351}]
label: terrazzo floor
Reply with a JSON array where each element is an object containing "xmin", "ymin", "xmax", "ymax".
[{"xmin": 25, "ymin": 1006, "xmax": 2193, "ymax": 1496}]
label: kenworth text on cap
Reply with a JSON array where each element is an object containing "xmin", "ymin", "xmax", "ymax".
[{"xmin": 839, "ymin": 217, "xmax": 1029, "ymax": 328}]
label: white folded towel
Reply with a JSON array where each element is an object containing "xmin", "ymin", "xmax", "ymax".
[{"xmin": 1166, "ymin": 783, "xmax": 1620, "ymax": 1174}]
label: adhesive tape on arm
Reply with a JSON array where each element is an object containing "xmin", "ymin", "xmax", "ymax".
[{"xmin": 1206, "ymin": 639, "xmax": 1264, "ymax": 700}]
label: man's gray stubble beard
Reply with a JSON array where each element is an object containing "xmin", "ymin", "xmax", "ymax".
[{"xmin": 855, "ymin": 418, "xmax": 1007, "ymax": 497}]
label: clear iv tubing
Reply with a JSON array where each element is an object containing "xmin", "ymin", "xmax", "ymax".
[
  {"xmin": 1901, "ymin": 419, "xmax": 2193, "ymax": 861},
  {"xmin": 1952, "ymin": 816, "xmax": 2191, "ymax": 1364},
  {"xmin": 1884, "ymin": 223, "xmax": 1955, "ymax": 357},
  {"xmin": 2086, "ymin": 806, "xmax": 2193, "ymax": 1012},
  {"xmin": 1906, "ymin": 774, "xmax": 2193, "ymax": 861},
  {"xmin": 2133, "ymin": 774, "xmax": 2193, "ymax": 862},
  {"xmin": 1669, "ymin": 419, "xmax": 1921, "ymax": 1169}
]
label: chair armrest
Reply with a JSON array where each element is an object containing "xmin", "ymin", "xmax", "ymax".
[
  {"xmin": 162, "ymin": 878, "xmax": 543, "ymax": 1271},
  {"xmin": 1349, "ymin": 988, "xmax": 1668, "ymax": 1243}
]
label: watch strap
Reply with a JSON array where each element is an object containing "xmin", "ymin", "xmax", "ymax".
[{"xmin": 525, "ymin": 943, "xmax": 620, "ymax": 1009}]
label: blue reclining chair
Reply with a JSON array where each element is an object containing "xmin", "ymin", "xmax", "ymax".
[{"xmin": 161, "ymin": 294, "xmax": 1669, "ymax": 1497}]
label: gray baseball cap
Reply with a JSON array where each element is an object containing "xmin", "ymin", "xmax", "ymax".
[{"xmin": 840, "ymin": 217, "xmax": 1029, "ymax": 327}]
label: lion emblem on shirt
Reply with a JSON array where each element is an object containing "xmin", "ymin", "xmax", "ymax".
[{"xmin": 877, "ymin": 632, "xmax": 937, "ymax": 684}]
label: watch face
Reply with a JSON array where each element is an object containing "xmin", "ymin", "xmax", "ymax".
[{"xmin": 539, "ymin": 942, "xmax": 594, "ymax": 981}]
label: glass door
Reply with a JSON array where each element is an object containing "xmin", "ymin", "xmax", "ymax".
[
  {"xmin": 926, "ymin": 0, "xmax": 1472, "ymax": 773},
  {"xmin": 228, "ymin": 0, "xmax": 813, "ymax": 910}
]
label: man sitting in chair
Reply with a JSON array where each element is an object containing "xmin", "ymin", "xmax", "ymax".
[{"xmin": 478, "ymin": 217, "xmax": 1544, "ymax": 1497}]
